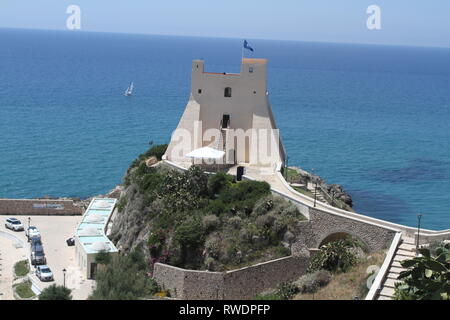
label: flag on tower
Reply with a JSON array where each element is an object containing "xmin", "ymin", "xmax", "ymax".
[{"xmin": 243, "ymin": 40, "xmax": 254, "ymax": 52}]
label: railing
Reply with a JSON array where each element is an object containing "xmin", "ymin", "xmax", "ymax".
[
  {"xmin": 365, "ymin": 231, "xmax": 403, "ymax": 300},
  {"xmin": 274, "ymin": 169, "xmax": 450, "ymax": 239}
]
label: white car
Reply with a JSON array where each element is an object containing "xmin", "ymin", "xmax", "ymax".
[
  {"xmin": 26, "ymin": 226, "xmax": 41, "ymax": 240},
  {"xmin": 5, "ymin": 218, "xmax": 24, "ymax": 231},
  {"xmin": 35, "ymin": 265, "xmax": 54, "ymax": 282}
]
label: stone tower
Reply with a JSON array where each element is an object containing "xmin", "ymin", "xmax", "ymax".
[{"xmin": 164, "ymin": 58, "xmax": 285, "ymax": 171}]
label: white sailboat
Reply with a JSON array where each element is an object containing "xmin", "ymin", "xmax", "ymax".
[{"xmin": 124, "ymin": 82, "xmax": 134, "ymax": 96}]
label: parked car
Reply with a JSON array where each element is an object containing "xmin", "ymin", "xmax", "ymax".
[
  {"xmin": 31, "ymin": 247, "xmax": 46, "ymax": 265},
  {"xmin": 66, "ymin": 237, "xmax": 75, "ymax": 246},
  {"xmin": 35, "ymin": 265, "xmax": 54, "ymax": 282},
  {"xmin": 30, "ymin": 236, "xmax": 42, "ymax": 247},
  {"xmin": 5, "ymin": 218, "xmax": 24, "ymax": 231},
  {"xmin": 26, "ymin": 226, "xmax": 41, "ymax": 241},
  {"xmin": 30, "ymin": 237, "xmax": 44, "ymax": 253}
]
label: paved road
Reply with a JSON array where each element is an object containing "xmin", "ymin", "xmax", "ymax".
[{"xmin": 0, "ymin": 215, "xmax": 94, "ymax": 300}]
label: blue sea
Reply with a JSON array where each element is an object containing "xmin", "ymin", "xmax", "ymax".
[{"xmin": 1, "ymin": 28, "xmax": 449, "ymax": 230}]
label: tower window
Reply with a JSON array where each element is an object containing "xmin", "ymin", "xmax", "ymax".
[
  {"xmin": 198, "ymin": 89, "xmax": 202, "ymax": 94},
  {"xmin": 249, "ymin": 67, "xmax": 253, "ymax": 73},
  {"xmin": 222, "ymin": 114, "xmax": 230, "ymax": 128},
  {"xmin": 224, "ymin": 87, "xmax": 232, "ymax": 98}
]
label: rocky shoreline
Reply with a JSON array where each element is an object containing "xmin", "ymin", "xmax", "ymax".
[{"xmin": 286, "ymin": 166, "xmax": 353, "ymax": 211}]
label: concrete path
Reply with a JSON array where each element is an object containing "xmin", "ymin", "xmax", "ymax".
[
  {"xmin": 0, "ymin": 233, "xmax": 28, "ymax": 300},
  {"xmin": 242, "ymin": 167, "xmax": 330, "ymax": 210}
]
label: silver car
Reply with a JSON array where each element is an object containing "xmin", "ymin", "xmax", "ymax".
[{"xmin": 36, "ymin": 265, "xmax": 54, "ymax": 282}]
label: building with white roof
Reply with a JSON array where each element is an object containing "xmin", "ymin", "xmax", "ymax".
[{"xmin": 75, "ymin": 198, "xmax": 118, "ymax": 278}]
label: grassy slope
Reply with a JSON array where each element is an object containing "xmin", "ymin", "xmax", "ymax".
[{"xmin": 294, "ymin": 250, "xmax": 386, "ymax": 300}]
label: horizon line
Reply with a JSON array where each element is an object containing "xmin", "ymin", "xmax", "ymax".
[{"xmin": 2, "ymin": 26, "xmax": 450, "ymax": 50}]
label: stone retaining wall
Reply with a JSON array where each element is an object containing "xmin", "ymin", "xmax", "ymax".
[
  {"xmin": 0, "ymin": 199, "xmax": 82, "ymax": 216},
  {"xmin": 222, "ymin": 255, "xmax": 309, "ymax": 299},
  {"xmin": 153, "ymin": 255, "xmax": 309, "ymax": 300}
]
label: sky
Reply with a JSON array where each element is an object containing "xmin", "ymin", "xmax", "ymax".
[{"xmin": 0, "ymin": 0, "xmax": 449, "ymax": 48}]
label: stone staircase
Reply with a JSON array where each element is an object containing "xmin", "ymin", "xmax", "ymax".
[
  {"xmin": 306, "ymin": 182, "xmax": 327, "ymax": 203},
  {"xmin": 377, "ymin": 237, "xmax": 416, "ymax": 300}
]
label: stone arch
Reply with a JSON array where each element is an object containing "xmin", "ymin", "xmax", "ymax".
[
  {"xmin": 319, "ymin": 232, "xmax": 352, "ymax": 247},
  {"xmin": 316, "ymin": 230, "xmax": 370, "ymax": 252},
  {"xmin": 306, "ymin": 208, "xmax": 396, "ymax": 253}
]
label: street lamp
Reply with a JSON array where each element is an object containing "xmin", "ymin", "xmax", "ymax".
[
  {"xmin": 27, "ymin": 217, "xmax": 31, "ymax": 242},
  {"xmin": 331, "ymin": 191, "xmax": 335, "ymax": 207},
  {"xmin": 416, "ymin": 214, "xmax": 422, "ymax": 253},
  {"xmin": 285, "ymin": 155, "xmax": 289, "ymax": 181},
  {"xmin": 63, "ymin": 268, "xmax": 67, "ymax": 288},
  {"xmin": 311, "ymin": 169, "xmax": 318, "ymax": 208}
]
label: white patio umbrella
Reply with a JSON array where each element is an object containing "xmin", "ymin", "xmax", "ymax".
[{"xmin": 186, "ymin": 147, "xmax": 225, "ymax": 171}]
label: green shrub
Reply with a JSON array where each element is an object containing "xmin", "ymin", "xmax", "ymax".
[
  {"xmin": 148, "ymin": 229, "xmax": 166, "ymax": 257},
  {"xmin": 206, "ymin": 200, "xmax": 227, "ymax": 215},
  {"xmin": 140, "ymin": 171, "xmax": 164, "ymax": 194},
  {"xmin": 129, "ymin": 245, "xmax": 148, "ymax": 271},
  {"xmin": 117, "ymin": 196, "xmax": 128, "ymax": 212},
  {"xmin": 90, "ymin": 247, "xmax": 158, "ymax": 300},
  {"xmin": 275, "ymin": 245, "xmax": 292, "ymax": 257},
  {"xmin": 277, "ymin": 282, "xmax": 299, "ymax": 300},
  {"xmin": 314, "ymin": 269, "xmax": 332, "ymax": 286},
  {"xmin": 144, "ymin": 144, "xmax": 168, "ymax": 161},
  {"xmin": 128, "ymin": 144, "xmax": 167, "ymax": 172},
  {"xmin": 203, "ymin": 215, "xmax": 221, "ymax": 232},
  {"xmin": 185, "ymin": 166, "xmax": 209, "ymax": 197},
  {"xmin": 207, "ymin": 172, "xmax": 233, "ymax": 197},
  {"xmin": 255, "ymin": 214, "xmax": 275, "ymax": 229},
  {"xmin": 205, "ymin": 237, "xmax": 221, "ymax": 259},
  {"xmin": 39, "ymin": 284, "xmax": 72, "ymax": 300},
  {"xmin": 218, "ymin": 180, "xmax": 271, "ymax": 214},
  {"xmin": 253, "ymin": 197, "xmax": 275, "ymax": 216},
  {"xmin": 95, "ymin": 250, "xmax": 112, "ymax": 265},
  {"xmin": 14, "ymin": 260, "xmax": 29, "ymax": 277},
  {"xmin": 308, "ymin": 240, "xmax": 357, "ymax": 273},
  {"xmin": 428, "ymin": 240, "xmax": 447, "ymax": 257},
  {"xmin": 228, "ymin": 216, "xmax": 242, "ymax": 229},
  {"xmin": 294, "ymin": 270, "xmax": 332, "ymax": 294},
  {"xmin": 174, "ymin": 218, "xmax": 205, "ymax": 250},
  {"xmin": 394, "ymin": 243, "xmax": 450, "ymax": 300}
]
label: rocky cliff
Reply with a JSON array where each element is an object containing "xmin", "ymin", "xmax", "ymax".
[{"xmin": 108, "ymin": 145, "xmax": 308, "ymax": 272}]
